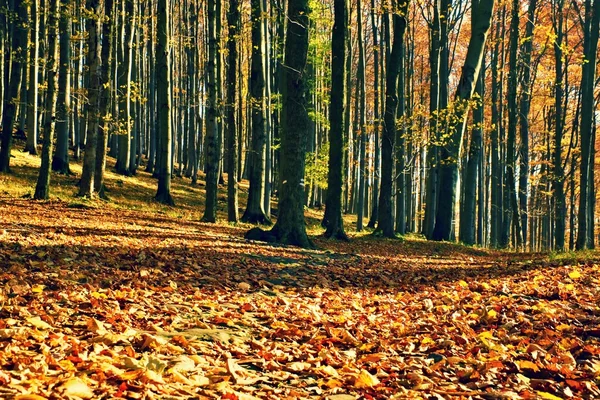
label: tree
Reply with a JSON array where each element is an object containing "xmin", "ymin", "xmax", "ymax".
[
  {"xmin": 323, "ymin": 0, "xmax": 348, "ymax": 240},
  {"xmin": 226, "ymin": 0, "xmax": 240, "ymax": 223},
  {"xmin": 202, "ymin": 0, "xmax": 219, "ymax": 222},
  {"xmin": 52, "ymin": 0, "xmax": 72, "ymax": 175},
  {"xmin": 431, "ymin": 0, "xmax": 494, "ymax": 241},
  {"xmin": 0, "ymin": 0, "xmax": 28, "ymax": 172},
  {"xmin": 577, "ymin": 0, "xmax": 600, "ymax": 249},
  {"xmin": 154, "ymin": 0, "xmax": 174, "ymax": 205},
  {"xmin": 78, "ymin": 0, "xmax": 102, "ymax": 198},
  {"xmin": 242, "ymin": 0, "xmax": 270, "ymax": 224},
  {"xmin": 375, "ymin": 0, "xmax": 408, "ymax": 238},
  {"xmin": 25, "ymin": 0, "xmax": 39, "ymax": 155},
  {"xmin": 34, "ymin": 0, "xmax": 60, "ymax": 199},
  {"xmin": 261, "ymin": 0, "xmax": 313, "ymax": 248}
]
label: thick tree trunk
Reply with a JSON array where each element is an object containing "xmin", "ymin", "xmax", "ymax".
[
  {"xmin": 356, "ymin": 0, "xmax": 367, "ymax": 232},
  {"xmin": 78, "ymin": 0, "xmax": 102, "ymax": 197},
  {"xmin": 431, "ymin": 0, "xmax": 494, "ymax": 241},
  {"xmin": 264, "ymin": 0, "xmax": 313, "ymax": 248}
]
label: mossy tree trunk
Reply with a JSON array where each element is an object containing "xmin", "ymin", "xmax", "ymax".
[
  {"xmin": 265, "ymin": 0, "xmax": 313, "ymax": 248},
  {"xmin": 226, "ymin": 0, "xmax": 240, "ymax": 223}
]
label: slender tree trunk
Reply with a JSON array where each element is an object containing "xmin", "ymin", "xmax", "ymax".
[
  {"xmin": 518, "ymin": 0, "xmax": 537, "ymax": 247},
  {"xmin": 0, "ymin": 0, "xmax": 28, "ymax": 172},
  {"xmin": 78, "ymin": 0, "xmax": 102, "ymax": 197},
  {"xmin": 154, "ymin": 0, "xmax": 174, "ymax": 204},
  {"xmin": 202, "ymin": 0, "xmax": 219, "ymax": 221},
  {"xmin": 324, "ymin": 0, "xmax": 348, "ymax": 240},
  {"xmin": 375, "ymin": 1, "xmax": 408, "ymax": 238},
  {"xmin": 34, "ymin": 0, "xmax": 60, "ymax": 198},
  {"xmin": 242, "ymin": 0, "xmax": 269, "ymax": 224},
  {"xmin": 577, "ymin": 0, "xmax": 600, "ymax": 249},
  {"xmin": 226, "ymin": 0, "xmax": 240, "ymax": 222},
  {"xmin": 94, "ymin": 0, "xmax": 114, "ymax": 198},
  {"xmin": 356, "ymin": 0, "xmax": 367, "ymax": 232},
  {"xmin": 52, "ymin": 0, "xmax": 71, "ymax": 174},
  {"xmin": 367, "ymin": 0, "xmax": 380, "ymax": 228},
  {"xmin": 26, "ymin": 0, "xmax": 39, "ymax": 155},
  {"xmin": 459, "ymin": 67, "xmax": 484, "ymax": 245}
]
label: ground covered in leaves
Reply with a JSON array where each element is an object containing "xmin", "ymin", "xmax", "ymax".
[{"xmin": 2, "ymin": 199, "xmax": 600, "ymax": 400}]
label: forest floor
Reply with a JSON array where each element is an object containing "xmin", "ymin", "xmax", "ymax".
[{"xmin": 1, "ymin": 148, "xmax": 600, "ymax": 399}]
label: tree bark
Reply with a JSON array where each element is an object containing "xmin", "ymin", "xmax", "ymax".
[
  {"xmin": 34, "ymin": 0, "xmax": 60, "ymax": 199},
  {"xmin": 431, "ymin": 0, "xmax": 494, "ymax": 241}
]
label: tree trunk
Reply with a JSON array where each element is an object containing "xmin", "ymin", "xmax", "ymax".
[
  {"xmin": 226, "ymin": 0, "xmax": 240, "ymax": 222},
  {"xmin": 323, "ymin": 0, "xmax": 348, "ymax": 240},
  {"xmin": 242, "ymin": 0, "xmax": 269, "ymax": 224},
  {"xmin": 264, "ymin": 0, "xmax": 313, "ymax": 248},
  {"xmin": 577, "ymin": 0, "xmax": 600, "ymax": 249},
  {"xmin": 375, "ymin": 0, "xmax": 407, "ymax": 238},
  {"xmin": 52, "ymin": 0, "xmax": 71, "ymax": 174},
  {"xmin": 78, "ymin": 0, "xmax": 102, "ymax": 197},
  {"xmin": 356, "ymin": 0, "xmax": 367, "ymax": 232},
  {"xmin": 94, "ymin": 0, "xmax": 115, "ymax": 198},
  {"xmin": 367, "ymin": 0, "xmax": 380, "ymax": 229},
  {"xmin": 34, "ymin": 0, "xmax": 60, "ymax": 199},
  {"xmin": 202, "ymin": 0, "xmax": 219, "ymax": 221},
  {"xmin": 431, "ymin": 0, "xmax": 494, "ymax": 241},
  {"xmin": 0, "ymin": 0, "xmax": 28, "ymax": 172},
  {"xmin": 25, "ymin": 0, "xmax": 39, "ymax": 155},
  {"xmin": 154, "ymin": 0, "xmax": 174, "ymax": 205}
]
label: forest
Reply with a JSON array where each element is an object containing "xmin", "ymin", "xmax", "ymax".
[{"xmin": 2, "ymin": 0, "xmax": 600, "ymax": 398}]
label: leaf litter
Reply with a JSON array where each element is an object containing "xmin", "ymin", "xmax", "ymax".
[{"xmin": 1, "ymin": 199, "xmax": 600, "ymax": 399}]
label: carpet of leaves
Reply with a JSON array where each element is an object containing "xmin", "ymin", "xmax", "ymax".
[{"xmin": 1, "ymin": 200, "xmax": 600, "ymax": 400}]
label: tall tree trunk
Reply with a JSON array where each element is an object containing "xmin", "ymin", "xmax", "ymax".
[
  {"xmin": 34, "ymin": 0, "xmax": 60, "ymax": 198},
  {"xmin": 52, "ymin": 0, "xmax": 71, "ymax": 174},
  {"xmin": 0, "ymin": 0, "xmax": 28, "ymax": 172},
  {"xmin": 423, "ymin": 0, "xmax": 440, "ymax": 238},
  {"xmin": 242, "ymin": 0, "xmax": 269, "ymax": 224},
  {"xmin": 202, "ymin": 0, "xmax": 219, "ymax": 221},
  {"xmin": 577, "ymin": 0, "xmax": 600, "ymax": 249},
  {"xmin": 552, "ymin": 0, "xmax": 566, "ymax": 251},
  {"xmin": 394, "ymin": 2, "xmax": 407, "ymax": 235},
  {"xmin": 356, "ymin": 0, "xmax": 367, "ymax": 232},
  {"xmin": 78, "ymin": 0, "xmax": 102, "ymax": 197},
  {"xmin": 94, "ymin": 0, "xmax": 114, "ymax": 198},
  {"xmin": 431, "ymin": 0, "xmax": 494, "ymax": 241},
  {"xmin": 226, "ymin": 0, "xmax": 240, "ymax": 222},
  {"xmin": 323, "ymin": 0, "xmax": 348, "ymax": 240},
  {"xmin": 500, "ymin": 0, "xmax": 522, "ymax": 248},
  {"xmin": 518, "ymin": 0, "xmax": 537, "ymax": 247},
  {"xmin": 265, "ymin": 0, "xmax": 313, "ymax": 248},
  {"xmin": 459, "ymin": 67, "xmax": 484, "ymax": 245},
  {"xmin": 367, "ymin": 0, "xmax": 380, "ymax": 229},
  {"xmin": 25, "ymin": 0, "xmax": 39, "ymax": 155},
  {"xmin": 375, "ymin": 0, "xmax": 408, "ymax": 238},
  {"xmin": 154, "ymin": 0, "xmax": 174, "ymax": 204},
  {"xmin": 489, "ymin": 11, "xmax": 502, "ymax": 247}
]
